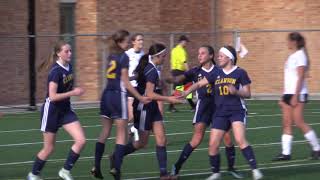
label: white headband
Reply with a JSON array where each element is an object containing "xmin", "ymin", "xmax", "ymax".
[
  {"xmin": 219, "ymin": 47, "xmax": 234, "ymax": 61},
  {"xmin": 149, "ymin": 48, "xmax": 167, "ymax": 61}
]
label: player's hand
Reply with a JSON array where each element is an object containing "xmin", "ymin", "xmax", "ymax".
[
  {"xmin": 175, "ymin": 91, "xmax": 187, "ymax": 99},
  {"xmin": 72, "ymin": 87, "xmax": 85, "ymax": 96},
  {"xmin": 227, "ymin": 84, "xmax": 237, "ymax": 95},
  {"xmin": 290, "ymin": 94, "xmax": 298, "ymax": 107},
  {"xmin": 139, "ymin": 96, "xmax": 152, "ymax": 104},
  {"xmin": 167, "ymin": 96, "xmax": 183, "ymax": 104}
]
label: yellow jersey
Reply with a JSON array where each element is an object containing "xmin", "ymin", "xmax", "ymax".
[{"xmin": 170, "ymin": 44, "xmax": 188, "ymax": 71}]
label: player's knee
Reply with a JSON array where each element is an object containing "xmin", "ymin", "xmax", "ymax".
[
  {"xmin": 235, "ymin": 137, "xmax": 247, "ymax": 148},
  {"xmin": 75, "ymin": 137, "xmax": 86, "ymax": 149},
  {"xmin": 43, "ymin": 145, "xmax": 55, "ymax": 155}
]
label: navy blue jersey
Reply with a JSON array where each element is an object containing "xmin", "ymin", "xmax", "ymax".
[
  {"xmin": 136, "ymin": 61, "xmax": 159, "ymax": 95},
  {"xmin": 46, "ymin": 62, "xmax": 74, "ymax": 106},
  {"xmin": 207, "ymin": 66, "xmax": 251, "ymax": 112},
  {"xmin": 184, "ymin": 65, "xmax": 217, "ymax": 99},
  {"xmin": 105, "ymin": 53, "xmax": 129, "ymax": 92}
]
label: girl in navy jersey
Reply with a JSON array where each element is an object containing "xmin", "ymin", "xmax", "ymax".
[
  {"xmin": 273, "ymin": 32, "xmax": 320, "ymax": 161},
  {"xmin": 91, "ymin": 30, "xmax": 150, "ymax": 180},
  {"xmin": 116, "ymin": 43, "xmax": 181, "ymax": 180},
  {"xmin": 27, "ymin": 41, "xmax": 86, "ymax": 180},
  {"xmin": 169, "ymin": 45, "xmax": 242, "ymax": 179},
  {"xmin": 182, "ymin": 45, "xmax": 263, "ymax": 180}
]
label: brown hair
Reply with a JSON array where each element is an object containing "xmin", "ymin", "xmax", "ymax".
[
  {"xmin": 131, "ymin": 33, "xmax": 144, "ymax": 42},
  {"xmin": 108, "ymin": 29, "xmax": 130, "ymax": 54},
  {"xmin": 288, "ymin": 32, "xmax": 310, "ymax": 70},
  {"xmin": 38, "ymin": 40, "xmax": 68, "ymax": 72}
]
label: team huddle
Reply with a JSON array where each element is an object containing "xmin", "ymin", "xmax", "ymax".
[{"xmin": 26, "ymin": 30, "xmax": 320, "ymax": 180}]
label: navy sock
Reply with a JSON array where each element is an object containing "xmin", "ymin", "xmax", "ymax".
[
  {"xmin": 225, "ymin": 145, "xmax": 235, "ymax": 170},
  {"xmin": 241, "ymin": 145, "xmax": 257, "ymax": 169},
  {"xmin": 209, "ymin": 154, "xmax": 220, "ymax": 173},
  {"xmin": 156, "ymin": 146, "xmax": 168, "ymax": 176},
  {"xmin": 124, "ymin": 143, "xmax": 137, "ymax": 156},
  {"xmin": 31, "ymin": 156, "xmax": 46, "ymax": 175},
  {"xmin": 94, "ymin": 142, "xmax": 105, "ymax": 170},
  {"xmin": 114, "ymin": 144, "xmax": 126, "ymax": 174},
  {"xmin": 175, "ymin": 143, "xmax": 194, "ymax": 170},
  {"xmin": 64, "ymin": 149, "xmax": 80, "ymax": 171}
]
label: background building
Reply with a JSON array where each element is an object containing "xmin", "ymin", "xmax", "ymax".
[{"xmin": 1, "ymin": 0, "xmax": 320, "ymax": 106}]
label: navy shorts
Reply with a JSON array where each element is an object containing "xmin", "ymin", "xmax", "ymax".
[
  {"xmin": 100, "ymin": 90, "xmax": 128, "ymax": 120},
  {"xmin": 212, "ymin": 109, "xmax": 247, "ymax": 131},
  {"xmin": 193, "ymin": 98, "xmax": 215, "ymax": 126},
  {"xmin": 133, "ymin": 101, "xmax": 163, "ymax": 131},
  {"xmin": 40, "ymin": 98, "xmax": 78, "ymax": 133},
  {"xmin": 282, "ymin": 94, "xmax": 308, "ymax": 106}
]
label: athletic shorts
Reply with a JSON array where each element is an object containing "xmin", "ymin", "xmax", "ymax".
[
  {"xmin": 193, "ymin": 98, "xmax": 215, "ymax": 126},
  {"xmin": 100, "ymin": 90, "xmax": 128, "ymax": 120},
  {"xmin": 282, "ymin": 94, "xmax": 308, "ymax": 106},
  {"xmin": 40, "ymin": 98, "xmax": 78, "ymax": 133},
  {"xmin": 211, "ymin": 109, "xmax": 247, "ymax": 131},
  {"xmin": 133, "ymin": 101, "xmax": 163, "ymax": 131}
]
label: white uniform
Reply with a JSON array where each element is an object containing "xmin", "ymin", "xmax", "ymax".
[
  {"xmin": 125, "ymin": 48, "xmax": 144, "ymax": 87},
  {"xmin": 284, "ymin": 49, "xmax": 308, "ymax": 94}
]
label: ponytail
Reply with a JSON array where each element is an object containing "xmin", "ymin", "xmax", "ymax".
[
  {"xmin": 38, "ymin": 40, "xmax": 68, "ymax": 72},
  {"xmin": 135, "ymin": 54, "xmax": 149, "ymax": 84}
]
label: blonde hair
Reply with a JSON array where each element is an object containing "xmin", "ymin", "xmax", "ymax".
[{"xmin": 38, "ymin": 40, "xmax": 68, "ymax": 72}]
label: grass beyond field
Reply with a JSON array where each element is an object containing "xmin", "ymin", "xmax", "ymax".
[{"xmin": 1, "ymin": 100, "xmax": 320, "ymax": 180}]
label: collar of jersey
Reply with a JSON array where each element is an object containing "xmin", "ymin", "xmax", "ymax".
[
  {"xmin": 56, "ymin": 60, "xmax": 70, "ymax": 71},
  {"xmin": 201, "ymin": 65, "xmax": 214, "ymax": 73},
  {"xmin": 148, "ymin": 59, "xmax": 157, "ymax": 68},
  {"xmin": 222, "ymin": 66, "xmax": 237, "ymax": 75}
]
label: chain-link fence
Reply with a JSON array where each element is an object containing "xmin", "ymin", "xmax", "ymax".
[{"xmin": 1, "ymin": 29, "xmax": 320, "ymax": 106}]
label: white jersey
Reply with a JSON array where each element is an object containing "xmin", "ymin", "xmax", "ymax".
[
  {"xmin": 125, "ymin": 48, "xmax": 144, "ymax": 87},
  {"xmin": 284, "ymin": 49, "xmax": 308, "ymax": 94}
]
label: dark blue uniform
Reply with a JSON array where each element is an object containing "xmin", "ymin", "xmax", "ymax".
[
  {"xmin": 100, "ymin": 53, "xmax": 129, "ymax": 120},
  {"xmin": 207, "ymin": 66, "xmax": 251, "ymax": 131},
  {"xmin": 133, "ymin": 61, "xmax": 162, "ymax": 131},
  {"xmin": 184, "ymin": 65, "xmax": 218, "ymax": 126},
  {"xmin": 40, "ymin": 62, "xmax": 78, "ymax": 133}
]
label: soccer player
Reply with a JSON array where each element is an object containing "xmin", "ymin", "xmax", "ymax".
[
  {"xmin": 27, "ymin": 41, "xmax": 86, "ymax": 180},
  {"xmin": 169, "ymin": 45, "xmax": 242, "ymax": 179},
  {"xmin": 181, "ymin": 45, "xmax": 263, "ymax": 180},
  {"xmin": 112, "ymin": 43, "xmax": 181, "ymax": 180},
  {"xmin": 273, "ymin": 32, "xmax": 320, "ymax": 161},
  {"xmin": 126, "ymin": 33, "xmax": 145, "ymax": 141},
  {"xmin": 90, "ymin": 30, "xmax": 150, "ymax": 180}
]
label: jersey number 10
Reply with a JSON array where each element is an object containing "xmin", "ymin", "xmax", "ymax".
[
  {"xmin": 219, "ymin": 85, "xmax": 229, "ymax": 95},
  {"xmin": 106, "ymin": 60, "xmax": 117, "ymax": 79}
]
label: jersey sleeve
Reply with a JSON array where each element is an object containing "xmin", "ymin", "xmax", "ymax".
[
  {"xmin": 145, "ymin": 68, "xmax": 158, "ymax": 85},
  {"xmin": 183, "ymin": 68, "xmax": 195, "ymax": 82},
  {"xmin": 120, "ymin": 54, "xmax": 129, "ymax": 69},
  {"xmin": 295, "ymin": 52, "xmax": 307, "ymax": 67},
  {"xmin": 239, "ymin": 69, "xmax": 251, "ymax": 86},
  {"xmin": 48, "ymin": 69, "xmax": 60, "ymax": 84}
]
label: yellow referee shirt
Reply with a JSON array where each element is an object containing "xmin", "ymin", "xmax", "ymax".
[{"xmin": 171, "ymin": 44, "xmax": 188, "ymax": 71}]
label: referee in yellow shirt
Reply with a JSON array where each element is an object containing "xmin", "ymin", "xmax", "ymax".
[{"xmin": 169, "ymin": 35, "xmax": 196, "ymax": 112}]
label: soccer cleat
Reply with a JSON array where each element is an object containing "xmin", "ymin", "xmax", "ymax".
[
  {"xmin": 228, "ymin": 168, "xmax": 244, "ymax": 179},
  {"xmin": 90, "ymin": 166, "xmax": 104, "ymax": 179},
  {"xmin": 252, "ymin": 169, "xmax": 263, "ymax": 180},
  {"xmin": 310, "ymin": 150, "xmax": 320, "ymax": 160},
  {"xmin": 159, "ymin": 174, "xmax": 172, "ymax": 180},
  {"xmin": 170, "ymin": 164, "xmax": 179, "ymax": 176},
  {"xmin": 27, "ymin": 172, "xmax": 43, "ymax": 180},
  {"xmin": 58, "ymin": 168, "xmax": 74, "ymax": 180},
  {"xmin": 272, "ymin": 153, "xmax": 291, "ymax": 161},
  {"xmin": 206, "ymin": 173, "xmax": 221, "ymax": 180}
]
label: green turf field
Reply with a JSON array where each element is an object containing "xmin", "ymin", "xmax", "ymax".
[{"xmin": 1, "ymin": 100, "xmax": 320, "ymax": 180}]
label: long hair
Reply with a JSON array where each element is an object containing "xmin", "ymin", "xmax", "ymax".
[
  {"xmin": 38, "ymin": 40, "xmax": 68, "ymax": 72},
  {"xmin": 288, "ymin": 32, "xmax": 310, "ymax": 70},
  {"xmin": 135, "ymin": 43, "xmax": 166, "ymax": 83},
  {"xmin": 200, "ymin": 45, "xmax": 215, "ymax": 65},
  {"xmin": 108, "ymin": 29, "xmax": 130, "ymax": 55}
]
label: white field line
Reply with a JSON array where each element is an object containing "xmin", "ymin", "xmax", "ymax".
[
  {"xmin": 0, "ymin": 139, "xmax": 314, "ymax": 166},
  {"xmin": 2, "ymin": 122, "xmax": 320, "ymax": 147},
  {"xmin": 2, "ymin": 112, "xmax": 320, "ymax": 134}
]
